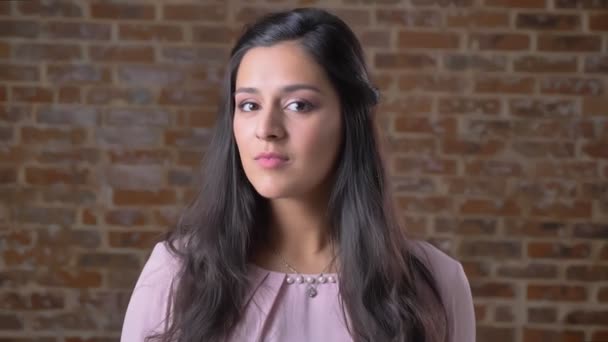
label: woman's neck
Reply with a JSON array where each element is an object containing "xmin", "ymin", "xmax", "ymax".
[{"xmin": 252, "ymin": 197, "xmax": 339, "ymax": 274}]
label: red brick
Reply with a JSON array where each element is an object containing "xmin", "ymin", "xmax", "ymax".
[
  {"xmin": 441, "ymin": 139, "xmax": 505, "ymax": 156},
  {"xmin": 359, "ymin": 30, "xmax": 391, "ymax": 48},
  {"xmin": 528, "ymin": 307, "xmax": 557, "ymax": 323},
  {"xmin": 399, "ymin": 74, "xmax": 467, "ymax": 92},
  {"xmin": 505, "ymin": 220, "xmax": 568, "ymax": 237},
  {"xmin": 446, "ymin": 178, "xmax": 506, "ymax": 197},
  {"xmin": 0, "ymin": 64, "xmax": 39, "ymax": 81},
  {"xmin": 164, "ymin": 128, "xmax": 212, "ymax": 148},
  {"xmin": 465, "ymin": 160, "xmax": 523, "ymax": 177},
  {"xmin": 91, "ymin": 3, "xmax": 155, "ymax": 20},
  {"xmin": 108, "ymin": 149, "xmax": 172, "ymax": 165},
  {"xmin": 460, "ymin": 198, "xmax": 521, "ymax": 216},
  {"xmin": 438, "ymin": 97, "xmax": 501, "ymax": 115},
  {"xmin": 25, "ymin": 167, "xmax": 88, "ymax": 185},
  {"xmin": 476, "ymin": 76, "xmax": 535, "ymax": 94},
  {"xmin": 535, "ymin": 161, "xmax": 598, "ymax": 179},
  {"xmin": 21, "ymin": 126, "xmax": 87, "ymax": 145},
  {"xmin": 523, "ymin": 328, "xmax": 585, "ymax": 342},
  {"xmin": 513, "ymin": 55, "xmax": 578, "ymax": 72},
  {"xmin": 113, "ymin": 189, "xmax": 176, "ymax": 206},
  {"xmin": 565, "ymin": 310, "xmax": 608, "ymax": 325},
  {"xmin": 0, "ymin": 313, "xmax": 23, "ymax": 329},
  {"xmin": 108, "ymin": 232, "xmax": 163, "ymax": 249},
  {"xmin": 11, "ymin": 86, "xmax": 53, "ymax": 103},
  {"xmin": 89, "ymin": 45, "xmax": 155, "ymax": 63},
  {"xmin": 447, "ymin": 11, "xmax": 509, "ymax": 28},
  {"xmin": 393, "ymin": 157, "xmax": 458, "ymax": 175},
  {"xmin": 77, "ymin": 252, "xmax": 140, "ymax": 269},
  {"xmin": 511, "ymin": 141, "xmax": 575, "ymax": 158},
  {"xmin": 398, "ymin": 31, "xmax": 460, "ymax": 49},
  {"xmin": 556, "ymin": 0, "xmax": 608, "ymax": 8},
  {"xmin": 375, "ymin": 9, "xmax": 441, "ymax": 27},
  {"xmin": 582, "ymin": 142, "xmax": 608, "ymax": 159},
  {"xmin": 498, "ymin": 263, "xmax": 558, "ymax": 279},
  {"xmin": 159, "ymin": 88, "xmax": 219, "ymax": 106},
  {"xmin": 485, "ymin": 0, "xmax": 546, "ymax": 7},
  {"xmin": 375, "ymin": 53, "xmax": 437, "ymax": 69},
  {"xmin": 14, "ymin": 43, "xmax": 81, "ymax": 61},
  {"xmin": 45, "ymin": 22, "xmax": 111, "ymax": 40},
  {"xmin": 527, "ymin": 284, "xmax": 587, "ymax": 301},
  {"xmin": 461, "ymin": 260, "xmax": 492, "ymax": 278},
  {"xmin": 460, "ymin": 240, "xmax": 523, "ymax": 259},
  {"xmin": 119, "ymin": 23, "xmax": 183, "ymax": 42},
  {"xmin": 590, "ymin": 13, "xmax": 608, "ymax": 31},
  {"xmin": 495, "ymin": 305, "xmax": 515, "ymax": 322},
  {"xmin": 187, "ymin": 109, "xmax": 216, "ymax": 128},
  {"xmin": 380, "ymin": 96, "xmax": 433, "ymax": 114},
  {"xmin": 396, "ymin": 196, "xmax": 452, "ymax": 213},
  {"xmin": 330, "ymin": 9, "xmax": 371, "ymax": 27},
  {"xmin": 443, "ymin": 54, "xmax": 507, "ymax": 72},
  {"xmin": 0, "ymin": 292, "xmax": 65, "ymax": 310},
  {"xmin": 541, "ymin": 77, "xmax": 603, "ymax": 96},
  {"xmin": 0, "ymin": 20, "xmax": 40, "ymax": 38},
  {"xmin": 411, "ymin": 0, "xmax": 474, "ymax": 5},
  {"xmin": 0, "ymin": 1, "xmax": 9, "ymax": 15},
  {"xmin": 583, "ymin": 96, "xmax": 608, "ymax": 116},
  {"xmin": 47, "ymin": 65, "xmax": 111, "ymax": 85},
  {"xmin": 530, "ymin": 201, "xmax": 592, "ymax": 219},
  {"xmin": 37, "ymin": 269, "xmax": 102, "ymax": 288},
  {"xmin": 471, "ymin": 281, "xmax": 516, "ymax": 298},
  {"xmin": 475, "ymin": 304, "xmax": 488, "ymax": 320},
  {"xmin": 435, "ymin": 217, "xmax": 497, "ymax": 235},
  {"xmin": 593, "ymin": 331, "xmax": 608, "ymax": 341},
  {"xmin": 192, "ymin": 24, "xmax": 237, "ymax": 44},
  {"xmin": 81, "ymin": 208, "xmax": 97, "ymax": 225},
  {"xmin": 470, "ymin": 33, "xmax": 530, "ymax": 50},
  {"xmin": 0, "ymin": 41, "xmax": 9, "ymax": 58},
  {"xmin": 57, "ymin": 87, "xmax": 81, "ymax": 103},
  {"xmin": 509, "ymin": 98, "xmax": 577, "ymax": 118},
  {"xmin": 163, "ymin": 4, "xmax": 226, "ymax": 21},
  {"xmin": 17, "ymin": 1, "xmax": 83, "ymax": 17},
  {"xmin": 538, "ymin": 34, "xmax": 602, "ymax": 52},
  {"xmin": 528, "ymin": 241, "xmax": 591, "ymax": 259},
  {"xmin": 477, "ymin": 326, "xmax": 516, "ymax": 342},
  {"xmin": 516, "ymin": 13, "xmax": 580, "ymax": 30},
  {"xmin": 567, "ymin": 265, "xmax": 608, "ymax": 281}
]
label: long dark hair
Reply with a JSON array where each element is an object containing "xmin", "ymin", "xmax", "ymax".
[{"xmin": 152, "ymin": 7, "xmax": 448, "ymax": 342}]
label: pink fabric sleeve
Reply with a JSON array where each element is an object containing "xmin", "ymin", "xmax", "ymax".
[
  {"xmin": 121, "ymin": 242, "xmax": 177, "ymax": 342},
  {"xmin": 447, "ymin": 262, "xmax": 476, "ymax": 342}
]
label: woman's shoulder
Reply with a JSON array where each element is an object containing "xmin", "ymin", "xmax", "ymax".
[
  {"xmin": 407, "ymin": 239, "xmax": 476, "ymax": 342},
  {"xmin": 120, "ymin": 240, "xmax": 182, "ymax": 341},
  {"xmin": 407, "ymin": 239, "xmax": 463, "ymax": 280},
  {"xmin": 136, "ymin": 240, "xmax": 181, "ymax": 287}
]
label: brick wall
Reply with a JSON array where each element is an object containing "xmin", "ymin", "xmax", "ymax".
[{"xmin": 1, "ymin": 0, "xmax": 606, "ymax": 341}]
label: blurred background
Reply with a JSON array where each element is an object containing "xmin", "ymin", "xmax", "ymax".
[{"xmin": 1, "ymin": 0, "xmax": 607, "ymax": 341}]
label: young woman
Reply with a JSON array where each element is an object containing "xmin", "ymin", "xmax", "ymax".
[{"xmin": 121, "ymin": 8, "xmax": 475, "ymax": 342}]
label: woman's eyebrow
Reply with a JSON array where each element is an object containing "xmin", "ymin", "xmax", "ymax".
[{"xmin": 234, "ymin": 84, "xmax": 322, "ymax": 95}]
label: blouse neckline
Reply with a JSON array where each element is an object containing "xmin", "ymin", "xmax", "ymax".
[{"xmin": 247, "ymin": 262, "xmax": 339, "ymax": 278}]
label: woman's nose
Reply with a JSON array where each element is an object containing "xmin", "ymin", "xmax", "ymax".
[{"xmin": 255, "ymin": 105, "xmax": 285, "ymax": 140}]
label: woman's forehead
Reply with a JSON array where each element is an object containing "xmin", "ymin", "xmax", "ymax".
[{"xmin": 235, "ymin": 42, "xmax": 328, "ymax": 90}]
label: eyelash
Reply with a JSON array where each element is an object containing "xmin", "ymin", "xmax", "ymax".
[{"xmin": 237, "ymin": 100, "xmax": 315, "ymax": 113}]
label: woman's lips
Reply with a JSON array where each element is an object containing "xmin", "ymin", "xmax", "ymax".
[{"xmin": 256, "ymin": 157, "xmax": 288, "ymax": 169}]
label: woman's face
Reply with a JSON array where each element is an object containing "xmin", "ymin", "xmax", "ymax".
[{"xmin": 233, "ymin": 41, "xmax": 342, "ymax": 200}]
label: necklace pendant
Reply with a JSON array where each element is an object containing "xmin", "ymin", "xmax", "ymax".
[{"xmin": 306, "ymin": 286, "xmax": 318, "ymax": 298}]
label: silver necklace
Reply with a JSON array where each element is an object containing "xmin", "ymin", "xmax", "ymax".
[{"xmin": 274, "ymin": 249, "xmax": 338, "ymax": 298}]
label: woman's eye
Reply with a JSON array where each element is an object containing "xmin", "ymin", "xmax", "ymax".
[
  {"xmin": 239, "ymin": 102, "xmax": 259, "ymax": 112},
  {"xmin": 286, "ymin": 101, "xmax": 313, "ymax": 112}
]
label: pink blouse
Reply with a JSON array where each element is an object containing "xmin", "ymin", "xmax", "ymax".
[{"xmin": 121, "ymin": 240, "xmax": 476, "ymax": 341}]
